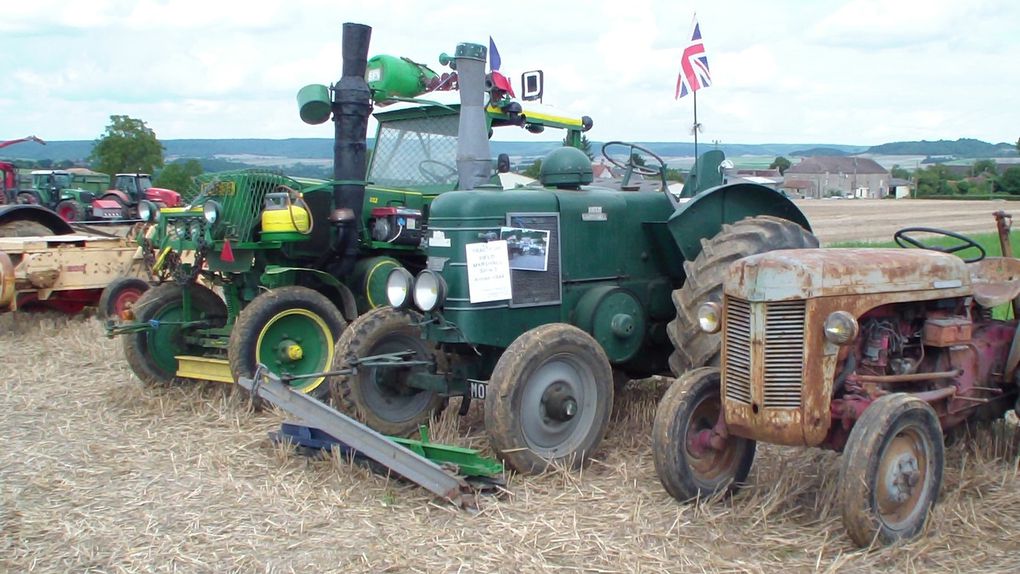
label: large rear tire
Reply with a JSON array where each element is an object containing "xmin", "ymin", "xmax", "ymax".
[
  {"xmin": 228, "ymin": 286, "xmax": 346, "ymax": 406},
  {"xmin": 330, "ymin": 307, "xmax": 446, "ymax": 436},
  {"xmin": 123, "ymin": 283, "xmax": 227, "ymax": 386},
  {"xmin": 839, "ymin": 394, "xmax": 944, "ymax": 547},
  {"xmin": 484, "ymin": 323, "xmax": 614, "ymax": 474},
  {"xmin": 667, "ymin": 216, "xmax": 818, "ymax": 376}
]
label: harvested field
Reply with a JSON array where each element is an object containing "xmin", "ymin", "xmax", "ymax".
[
  {"xmin": 2, "ymin": 313, "xmax": 1019, "ymax": 573},
  {"xmin": 3, "ymin": 200, "xmax": 1020, "ymax": 572},
  {"xmin": 796, "ymin": 199, "xmax": 1016, "ymax": 245}
]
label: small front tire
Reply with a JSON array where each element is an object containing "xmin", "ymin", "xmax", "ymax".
[
  {"xmin": 652, "ymin": 367, "xmax": 756, "ymax": 501},
  {"xmin": 97, "ymin": 276, "xmax": 150, "ymax": 320},
  {"xmin": 330, "ymin": 306, "xmax": 445, "ymax": 436},
  {"xmin": 839, "ymin": 393, "xmax": 944, "ymax": 547},
  {"xmin": 484, "ymin": 323, "xmax": 614, "ymax": 474}
]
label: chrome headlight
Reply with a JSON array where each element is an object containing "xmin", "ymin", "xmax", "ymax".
[
  {"xmin": 386, "ymin": 267, "xmax": 414, "ymax": 308},
  {"xmin": 824, "ymin": 311, "xmax": 859, "ymax": 345},
  {"xmin": 138, "ymin": 200, "xmax": 159, "ymax": 223},
  {"xmin": 413, "ymin": 270, "xmax": 446, "ymax": 312},
  {"xmin": 203, "ymin": 200, "xmax": 221, "ymax": 224},
  {"xmin": 697, "ymin": 302, "xmax": 722, "ymax": 333}
]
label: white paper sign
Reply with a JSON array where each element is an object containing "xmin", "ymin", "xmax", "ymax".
[{"xmin": 465, "ymin": 240, "xmax": 513, "ymax": 303}]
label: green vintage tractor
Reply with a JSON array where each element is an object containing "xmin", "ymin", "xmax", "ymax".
[
  {"xmin": 111, "ymin": 23, "xmax": 593, "ymax": 402},
  {"xmin": 17, "ymin": 170, "xmax": 107, "ymax": 222},
  {"xmin": 331, "ymin": 140, "xmax": 819, "ymax": 473}
]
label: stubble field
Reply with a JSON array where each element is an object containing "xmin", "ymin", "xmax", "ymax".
[{"xmin": 2, "ymin": 200, "xmax": 1019, "ymax": 573}]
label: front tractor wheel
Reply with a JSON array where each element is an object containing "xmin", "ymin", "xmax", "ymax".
[
  {"xmin": 122, "ymin": 283, "xmax": 227, "ymax": 387},
  {"xmin": 485, "ymin": 323, "xmax": 614, "ymax": 474},
  {"xmin": 228, "ymin": 286, "xmax": 346, "ymax": 404},
  {"xmin": 652, "ymin": 367, "xmax": 756, "ymax": 501},
  {"xmin": 667, "ymin": 216, "xmax": 818, "ymax": 375},
  {"xmin": 839, "ymin": 393, "xmax": 944, "ymax": 547},
  {"xmin": 330, "ymin": 307, "xmax": 446, "ymax": 436},
  {"xmin": 97, "ymin": 276, "xmax": 150, "ymax": 320},
  {"xmin": 56, "ymin": 200, "xmax": 87, "ymax": 222}
]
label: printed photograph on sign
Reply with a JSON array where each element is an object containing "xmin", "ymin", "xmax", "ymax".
[{"xmin": 500, "ymin": 227, "xmax": 549, "ymax": 272}]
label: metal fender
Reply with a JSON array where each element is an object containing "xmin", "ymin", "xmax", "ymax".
[
  {"xmin": 100, "ymin": 189, "xmax": 132, "ymax": 205},
  {"xmin": 666, "ymin": 182, "xmax": 812, "ymax": 263},
  {"xmin": 261, "ymin": 266, "xmax": 358, "ymax": 321},
  {"xmin": 0, "ymin": 204, "xmax": 74, "ymax": 235}
]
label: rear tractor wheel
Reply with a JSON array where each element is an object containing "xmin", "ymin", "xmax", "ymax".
[
  {"xmin": 330, "ymin": 306, "xmax": 446, "ymax": 436},
  {"xmin": 123, "ymin": 283, "xmax": 227, "ymax": 387},
  {"xmin": 652, "ymin": 367, "xmax": 756, "ymax": 501},
  {"xmin": 484, "ymin": 323, "xmax": 614, "ymax": 474},
  {"xmin": 228, "ymin": 286, "xmax": 346, "ymax": 407},
  {"xmin": 667, "ymin": 216, "xmax": 818, "ymax": 375},
  {"xmin": 839, "ymin": 393, "xmax": 944, "ymax": 547}
]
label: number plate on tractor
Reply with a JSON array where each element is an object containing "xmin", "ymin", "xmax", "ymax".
[{"xmin": 469, "ymin": 381, "xmax": 487, "ymax": 400}]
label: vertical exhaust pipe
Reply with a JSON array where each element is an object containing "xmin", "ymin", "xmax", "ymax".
[
  {"xmin": 330, "ymin": 22, "xmax": 372, "ymax": 277},
  {"xmin": 451, "ymin": 43, "xmax": 492, "ymax": 190}
]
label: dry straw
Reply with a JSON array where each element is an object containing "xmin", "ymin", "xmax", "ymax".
[{"xmin": 1, "ymin": 312, "xmax": 1018, "ymax": 573}]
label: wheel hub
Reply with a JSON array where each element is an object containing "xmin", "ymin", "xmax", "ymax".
[
  {"xmin": 541, "ymin": 381, "xmax": 578, "ymax": 422},
  {"xmin": 885, "ymin": 453, "xmax": 920, "ymax": 503},
  {"xmin": 278, "ymin": 339, "xmax": 303, "ymax": 362}
]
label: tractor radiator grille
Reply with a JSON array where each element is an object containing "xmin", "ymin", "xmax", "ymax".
[
  {"xmin": 723, "ymin": 298, "xmax": 753, "ymax": 405},
  {"xmin": 723, "ymin": 298, "xmax": 806, "ymax": 409},
  {"xmin": 762, "ymin": 301, "xmax": 806, "ymax": 408}
]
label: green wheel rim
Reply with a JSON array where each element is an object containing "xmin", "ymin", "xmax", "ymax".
[
  {"xmin": 146, "ymin": 300, "xmax": 190, "ymax": 377},
  {"xmin": 255, "ymin": 309, "xmax": 334, "ymax": 393}
]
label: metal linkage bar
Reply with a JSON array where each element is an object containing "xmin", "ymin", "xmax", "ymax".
[{"xmin": 238, "ymin": 366, "xmax": 475, "ymax": 509}]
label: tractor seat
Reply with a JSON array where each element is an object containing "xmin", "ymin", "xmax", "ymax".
[{"xmin": 967, "ymin": 257, "xmax": 1020, "ymax": 308}]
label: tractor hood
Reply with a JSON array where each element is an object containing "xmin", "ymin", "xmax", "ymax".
[
  {"xmin": 145, "ymin": 187, "xmax": 181, "ymax": 207},
  {"xmin": 725, "ymin": 248, "xmax": 974, "ymax": 301}
]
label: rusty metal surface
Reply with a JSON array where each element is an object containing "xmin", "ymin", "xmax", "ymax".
[
  {"xmin": 726, "ymin": 248, "xmax": 973, "ymax": 302},
  {"xmin": 967, "ymin": 257, "xmax": 1020, "ymax": 308}
]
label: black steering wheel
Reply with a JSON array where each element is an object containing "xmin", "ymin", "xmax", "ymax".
[
  {"xmin": 418, "ymin": 159, "xmax": 458, "ymax": 184},
  {"xmin": 600, "ymin": 141, "xmax": 666, "ymax": 177},
  {"xmin": 893, "ymin": 227, "xmax": 986, "ymax": 263}
]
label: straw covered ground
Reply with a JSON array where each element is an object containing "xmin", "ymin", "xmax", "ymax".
[{"xmin": 1, "ymin": 312, "xmax": 1018, "ymax": 573}]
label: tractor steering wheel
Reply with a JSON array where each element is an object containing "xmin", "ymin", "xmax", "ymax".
[
  {"xmin": 893, "ymin": 227, "xmax": 986, "ymax": 263},
  {"xmin": 418, "ymin": 160, "xmax": 458, "ymax": 184},
  {"xmin": 600, "ymin": 141, "xmax": 666, "ymax": 177}
]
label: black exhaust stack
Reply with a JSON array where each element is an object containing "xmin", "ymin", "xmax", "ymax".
[{"xmin": 330, "ymin": 22, "xmax": 372, "ymax": 277}]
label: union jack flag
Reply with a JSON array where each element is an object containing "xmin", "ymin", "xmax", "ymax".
[{"xmin": 675, "ymin": 15, "xmax": 711, "ymax": 99}]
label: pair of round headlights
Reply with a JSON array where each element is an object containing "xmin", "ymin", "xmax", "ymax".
[
  {"xmin": 695, "ymin": 301, "xmax": 858, "ymax": 346},
  {"xmin": 386, "ymin": 268, "xmax": 446, "ymax": 312},
  {"xmin": 137, "ymin": 200, "xmax": 221, "ymax": 226}
]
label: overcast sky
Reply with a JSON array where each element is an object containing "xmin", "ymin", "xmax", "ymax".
[{"xmin": 2, "ymin": 0, "xmax": 1017, "ymax": 146}]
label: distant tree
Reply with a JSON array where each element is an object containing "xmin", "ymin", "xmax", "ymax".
[
  {"xmin": 890, "ymin": 164, "xmax": 911, "ymax": 180},
  {"xmin": 629, "ymin": 152, "xmax": 647, "ymax": 167},
  {"xmin": 155, "ymin": 159, "xmax": 204, "ymax": 193},
  {"xmin": 664, "ymin": 167, "xmax": 685, "ymax": 183},
  {"xmin": 972, "ymin": 159, "xmax": 998, "ymax": 177},
  {"xmin": 999, "ymin": 166, "xmax": 1020, "ymax": 195},
  {"xmin": 564, "ymin": 134, "xmax": 595, "ymax": 160},
  {"xmin": 523, "ymin": 159, "xmax": 542, "ymax": 179},
  {"xmin": 36, "ymin": 158, "xmax": 53, "ymax": 169},
  {"xmin": 769, "ymin": 156, "xmax": 791, "ymax": 175},
  {"xmin": 915, "ymin": 164, "xmax": 955, "ymax": 196},
  {"xmin": 90, "ymin": 115, "xmax": 164, "ymax": 176},
  {"xmin": 1016, "ymin": 137, "xmax": 1019, "ymax": 155}
]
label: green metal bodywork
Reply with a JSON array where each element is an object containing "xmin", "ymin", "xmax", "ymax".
[
  {"xmin": 411, "ymin": 152, "xmax": 813, "ymax": 385},
  {"xmin": 26, "ymin": 170, "xmax": 107, "ymax": 208}
]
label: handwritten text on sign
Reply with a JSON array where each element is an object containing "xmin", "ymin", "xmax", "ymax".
[{"xmin": 465, "ymin": 240, "xmax": 513, "ymax": 303}]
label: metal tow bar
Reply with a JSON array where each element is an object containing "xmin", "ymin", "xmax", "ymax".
[{"xmin": 237, "ymin": 365, "xmax": 478, "ymax": 510}]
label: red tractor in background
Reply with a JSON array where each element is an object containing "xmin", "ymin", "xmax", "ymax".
[
  {"xmin": 92, "ymin": 173, "xmax": 181, "ymax": 219},
  {"xmin": 0, "ymin": 136, "xmax": 45, "ymax": 206}
]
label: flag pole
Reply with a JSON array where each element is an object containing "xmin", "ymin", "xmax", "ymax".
[{"xmin": 693, "ymin": 90, "xmax": 699, "ymax": 168}]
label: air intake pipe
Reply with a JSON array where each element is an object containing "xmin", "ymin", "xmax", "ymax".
[
  {"xmin": 330, "ymin": 22, "xmax": 372, "ymax": 278},
  {"xmin": 443, "ymin": 43, "xmax": 492, "ymax": 190}
]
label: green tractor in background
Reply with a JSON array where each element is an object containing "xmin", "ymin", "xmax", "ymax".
[
  {"xmin": 111, "ymin": 22, "xmax": 593, "ymax": 402},
  {"xmin": 16, "ymin": 170, "xmax": 108, "ymax": 222},
  {"xmin": 331, "ymin": 137, "xmax": 819, "ymax": 473}
]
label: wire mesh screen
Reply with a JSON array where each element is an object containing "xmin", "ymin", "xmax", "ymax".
[
  {"xmin": 183, "ymin": 170, "xmax": 301, "ymax": 242},
  {"xmin": 370, "ymin": 115, "xmax": 459, "ymax": 187}
]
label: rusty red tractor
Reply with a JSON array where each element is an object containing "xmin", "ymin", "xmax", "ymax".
[{"xmin": 653, "ymin": 212, "xmax": 1020, "ymax": 546}]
